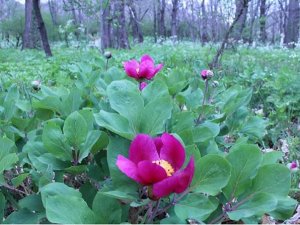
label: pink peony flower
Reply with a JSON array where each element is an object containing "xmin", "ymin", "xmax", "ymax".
[
  {"xmin": 201, "ymin": 69, "xmax": 214, "ymax": 80},
  {"xmin": 288, "ymin": 161, "xmax": 299, "ymax": 172},
  {"xmin": 139, "ymin": 82, "xmax": 148, "ymax": 91},
  {"xmin": 123, "ymin": 55, "xmax": 163, "ymax": 80},
  {"xmin": 116, "ymin": 133, "xmax": 195, "ymax": 199}
]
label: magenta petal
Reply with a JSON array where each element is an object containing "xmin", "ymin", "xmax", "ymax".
[
  {"xmin": 153, "ymin": 137, "xmax": 163, "ymax": 154},
  {"xmin": 154, "ymin": 64, "xmax": 163, "ymax": 75},
  {"xmin": 141, "ymin": 54, "xmax": 154, "ymax": 63},
  {"xmin": 116, "ymin": 155, "xmax": 141, "ymax": 183},
  {"xmin": 137, "ymin": 160, "xmax": 168, "ymax": 185},
  {"xmin": 159, "ymin": 133, "xmax": 185, "ymax": 171},
  {"xmin": 124, "ymin": 60, "xmax": 139, "ymax": 78},
  {"xmin": 152, "ymin": 157, "xmax": 195, "ymax": 198},
  {"xmin": 139, "ymin": 60, "xmax": 156, "ymax": 79},
  {"xmin": 129, "ymin": 134, "xmax": 159, "ymax": 164}
]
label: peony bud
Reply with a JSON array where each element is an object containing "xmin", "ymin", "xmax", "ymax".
[
  {"xmin": 31, "ymin": 80, "xmax": 41, "ymax": 90},
  {"xmin": 139, "ymin": 82, "xmax": 147, "ymax": 91},
  {"xmin": 201, "ymin": 69, "xmax": 214, "ymax": 80},
  {"xmin": 104, "ymin": 51, "xmax": 112, "ymax": 59},
  {"xmin": 287, "ymin": 161, "xmax": 299, "ymax": 172}
]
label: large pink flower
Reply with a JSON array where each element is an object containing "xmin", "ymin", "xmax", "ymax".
[
  {"xmin": 123, "ymin": 55, "xmax": 163, "ymax": 80},
  {"xmin": 116, "ymin": 133, "xmax": 195, "ymax": 198}
]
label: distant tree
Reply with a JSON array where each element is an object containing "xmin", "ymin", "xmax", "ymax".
[
  {"xmin": 233, "ymin": 0, "xmax": 250, "ymax": 40},
  {"xmin": 127, "ymin": 0, "xmax": 143, "ymax": 43},
  {"xmin": 201, "ymin": 0, "xmax": 209, "ymax": 44},
  {"xmin": 284, "ymin": 0, "xmax": 300, "ymax": 48},
  {"xmin": 32, "ymin": 0, "xmax": 52, "ymax": 56},
  {"xmin": 171, "ymin": 0, "xmax": 179, "ymax": 37},
  {"xmin": 116, "ymin": 0, "xmax": 130, "ymax": 48},
  {"xmin": 100, "ymin": 0, "xmax": 112, "ymax": 50},
  {"xmin": 259, "ymin": 0, "xmax": 267, "ymax": 43}
]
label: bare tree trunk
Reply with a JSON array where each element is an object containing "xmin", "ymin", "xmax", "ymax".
[
  {"xmin": 117, "ymin": 0, "xmax": 130, "ymax": 48},
  {"xmin": 190, "ymin": 0, "xmax": 196, "ymax": 41},
  {"xmin": 248, "ymin": 0, "xmax": 260, "ymax": 43},
  {"xmin": 284, "ymin": 0, "xmax": 300, "ymax": 48},
  {"xmin": 48, "ymin": 0, "xmax": 58, "ymax": 26},
  {"xmin": 128, "ymin": 0, "xmax": 143, "ymax": 43},
  {"xmin": 153, "ymin": 0, "xmax": 157, "ymax": 43},
  {"xmin": 101, "ymin": 1, "xmax": 112, "ymax": 50},
  {"xmin": 209, "ymin": 0, "xmax": 250, "ymax": 68},
  {"xmin": 233, "ymin": 0, "xmax": 250, "ymax": 40},
  {"xmin": 22, "ymin": 0, "xmax": 33, "ymax": 49},
  {"xmin": 33, "ymin": 0, "xmax": 53, "ymax": 57},
  {"xmin": 259, "ymin": 0, "xmax": 267, "ymax": 43},
  {"xmin": 171, "ymin": 0, "xmax": 179, "ymax": 37},
  {"xmin": 201, "ymin": 0, "xmax": 209, "ymax": 44},
  {"xmin": 158, "ymin": 0, "xmax": 166, "ymax": 38}
]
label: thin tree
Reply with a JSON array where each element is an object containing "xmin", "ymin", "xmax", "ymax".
[
  {"xmin": 284, "ymin": 0, "xmax": 300, "ymax": 48},
  {"xmin": 233, "ymin": 0, "xmax": 250, "ymax": 40},
  {"xmin": 260, "ymin": 0, "xmax": 267, "ymax": 43},
  {"xmin": 33, "ymin": 0, "xmax": 52, "ymax": 56},
  {"xmin": 171, "ymin": 0, "xmax": 179, "ymax": 37}
]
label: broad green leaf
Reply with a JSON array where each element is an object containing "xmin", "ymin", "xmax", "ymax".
[
  {"xmin": 107, "ymin": 81, "xmax": 143, "ymax": 128},
  {"xmin": 79, "ymin": 130, "xmax": 102, "ymax": 162},
  {"xmin": 261, "ymin": 151, "xmax": 283, "ymax": 166},
  {"xmin": 18, "ymin": 194, "xmax": 44, "ymax": 213},
  {"xmin": 0, "ymin": 153, "xmax": 18, "ymax": 173},
  {"xmin": 140, "ymin": 96, "xmax": 173, "ymax": 135},
  {"xmin": 191, "ymin": 155, "xmax": 231, "ymax": 195},
  {"xmin": 3, "ymin": 209, "xmax": 39, "ymax": 224},
  {"xmin": 252, "ymin": 164, "xmax": 291, "ymax": 197},
  {"xmin": 92, "ymin": 192, "xmax": 122, "ymax": 223},
  {"xmin": 142, "ymin": 79, "xmax": 169, "ymax": 104},
  {"xmin": 240, "ymin": 116, "xmax": 267, "ymax": 139},
  {"xmin": 94, "ymin": 111, "xmax": 135, "ymax": 140},
  {"xmin": 174, "ymin": 193, "xmax": 218, "ymax": 222},
  {"xmin": 40, "ymin": 182, "xmax": 82, "ymax": 206},
  {"xmin": 227, "ymin": 193, "xmax": 277, "ymax": 221},
  {"xmin": 223, "ymin": 145, "xmax": 263, "ymax": 199},
  {"xmin": 63, "ymin": 111, "xmax": 88, "ymax": 147},
  {"xmin": 192, "ymin": 122, "xmax": 219, "ymax": 143},
  {"xmin": 269, "ymin": 197, "xmax": 297, "ymax": 220},
  {"xmin": 45, "ymin": 195, "xmax": 95, "ymax": 224},
  {"xmin": 42, "ymin": 122, "xmax": 72, "ymax": 161}
]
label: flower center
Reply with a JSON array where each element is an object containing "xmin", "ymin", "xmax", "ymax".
[
  {"xmin": 136, "ymin": 67, "xmax": 140, "ymax": 74},
  {"xmin": 152, "ymin": 160, "xmax": 174, "ymax": 176}
]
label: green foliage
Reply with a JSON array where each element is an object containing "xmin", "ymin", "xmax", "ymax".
[{"xmin": 0, "ymin": 42, "xmax": 298, "ymax": 224}]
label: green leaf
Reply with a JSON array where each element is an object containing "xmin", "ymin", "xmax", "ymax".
[
  {"xmin": 94, "ymin": 111, "xmax": 135, "ymax": 140},
  {"xmin": 18, "ymin": 194, "xmax": 44, "ymax": 213},
  {"xmin": 252, "ymin": 164, "xmax": 291, "ymax": 197},
  {"xmin": 45, "ymin": 195, "xmax": 95, "ymax": 224},
  {"xmin": 63, "ymin": 111, "xmax": 88, "ymax": 147},
  {"xmin": 40, "ymin": 182, "xmax": 82, "ymax": 205},
  {"xmin": 42, "ymin": 122, "xmax": 72, "ymax": 161},
  {"xmin": 240, "ymin": 116, "xmax": 267, "ymax": 139},
  {"xmin": 107, "ymin": 81, "xmax": 143, "ymax": 128},
  {"xmin": 3, "ymin": 209, "xmax": 39, "ymax": 224},
  {"xmin": 142, "ymin": 79, "xmax": 169, "ymax": 104},
  {"xmin": 269, "ymin": 197, "xmax": 297, "ymax": 220},
  {"xmin": 0, "ymin": 153, "xmax": 18, "ymax": 174},
  {"xmin": 92, "ymin": 191, "xmax": 122, "ymax": 223},
  {"xmin": 174, "ymin": 193, "xmax": 218, "ymax": 222},
  {"xmin": 191, "ymin": 155, "xmax": 231, "ymax": 195},
  {"xmin": 261, "ymin": 151, "xmax": 283, "ymax": 166},
  {"xmin": 140, "ymin": 96, "xmax": 173, "ymax": 135},
  {"xmin": 223, "ymin": 145, "xmax": 263, "ymax": 199},
  {"xmin": 12, "ymin": 173, "xmax": 29, "ymax": 187},
  {"xmin": 192, "ymin": 122, "xmax": 220, "ymax": 143},
  {"xmin": 227, "ymin": 193, "xmax": 277, "ymax": 221},
  {"xmin": 79, "ymin": 130, "xmax": 101, "ymax": 162}
]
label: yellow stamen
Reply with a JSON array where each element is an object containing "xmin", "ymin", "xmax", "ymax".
[{"xmin": 152, "ymin": 160, "xmax": 174, "ymax": 176}]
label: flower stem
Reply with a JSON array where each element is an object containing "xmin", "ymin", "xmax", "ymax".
[
  {"xmin": 195, "ymin": 79, "xmax": 209, "ymax": 125},
  {"xmin": 105, "ymin": 59, "xmax": 109, "ymax": 71}
]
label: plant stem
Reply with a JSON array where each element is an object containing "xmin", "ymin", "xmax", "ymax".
[
  {"xmin": 195, "ymin": 79, "xmax": 209, "ymax": 125},
  {"xmin": 105, "ymin": 59, "xmax": 109, "ymax": 71}
]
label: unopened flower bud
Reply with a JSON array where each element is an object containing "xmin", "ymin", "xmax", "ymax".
[
  {"xmin": 212, "ymin": 80, "xmax": 219, "ymax": 87},
  {"xmin": 104, "ymin": 51, "xmax": 112, "ymax": 59},
  {"xmin": 287, "ymin": 161, "xmax": 299, "ymax": 172},
  {"xmin": 31, "ymin": 80, "xmax": 41, "ymax": 90},
  {"xmin": 201, "ymin": 69, "xmax": 214, "ymax": 80},
  {"xmin": 139, "ymin": 82, "xmax": 147, "ymax": 91}
]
